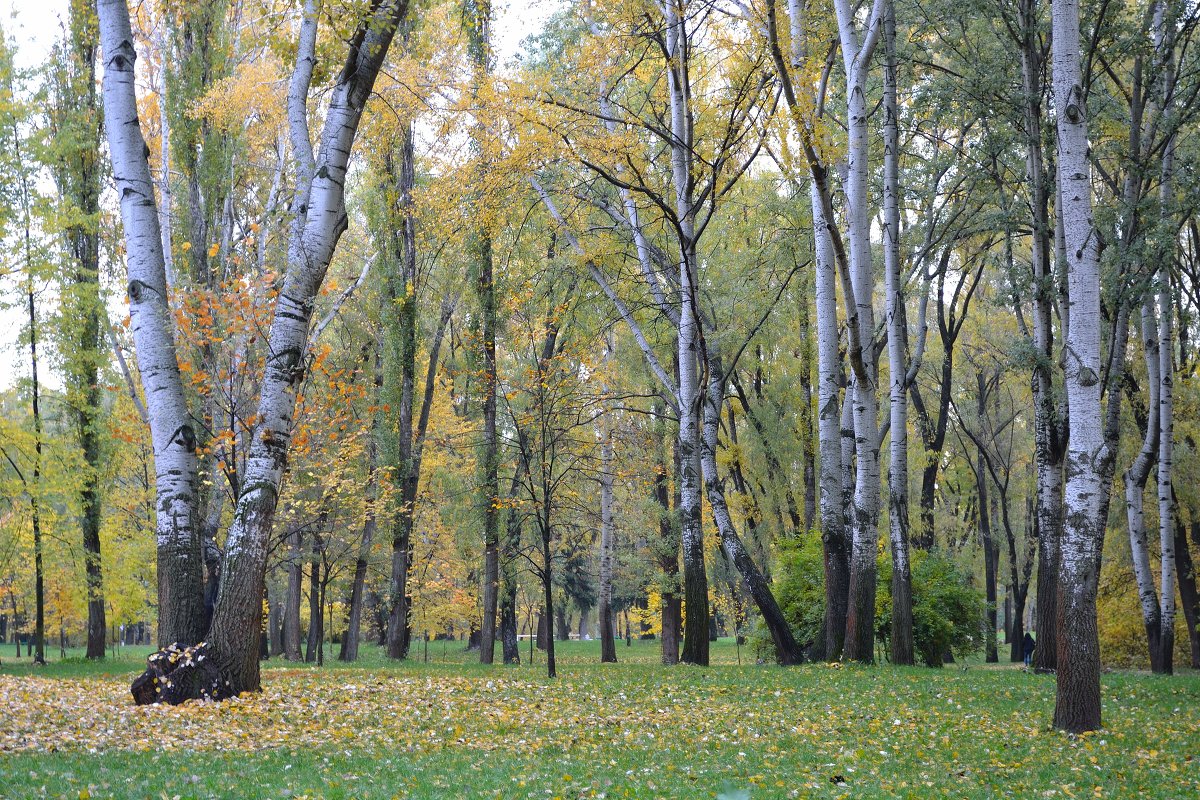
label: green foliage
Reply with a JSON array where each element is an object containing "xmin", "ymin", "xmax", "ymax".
[
  {"xmin": 876, "ymin": 550, "xmax": 986, "ymax": 667},
  {"xmin": 753, "ymin": 533, "xmax": 825, "ymax": 660}
]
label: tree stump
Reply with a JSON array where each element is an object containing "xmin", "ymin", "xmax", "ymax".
[{"xmin": 130, "ymin": 642, "xmax": 230, "ymax": 705}]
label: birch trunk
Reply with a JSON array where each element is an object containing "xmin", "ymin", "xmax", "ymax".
[
  {"xmin": 1153, "ymin": 1, "xmax": 1177, "ymax": 670},
  {"xmin": 882, "ymin": 0, "xmax": 913, "ymax": 666},
  {"xmin": 206, "ymin": 0, "xmax": 410, "ymax": 695},
  {"xmin": 812, "ymin": 182, "xmax": 849, "ymax": 661},
  {"xmin": 1017, "ymin": 0, "xmax": 1066, "ymax": 676},
  {"xmin": 1125, "ymin": 302, "xmax": 1164, "ymax": 670},
  {"xmin": 835, "ymin": 0, "xmax": 885, "ymax": 663},
  {"xmin": 701, "ymin": 357, "xmax": 802, "ymax": 664},
  {"xmin": 97, "ymin": 0, "xmax": 206, "ymax": 648},
  {"xmin": 664, "ymin": 1, "xmax": 709, "ymax": 667},
  {"xmin": 1051, "ymin": 0, "xmax": 1110, "ymax": 731}
]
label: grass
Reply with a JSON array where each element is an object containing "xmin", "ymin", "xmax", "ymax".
[{"xmin": 0, "ymin": 638, "xmax": 1197, "ymax": 799}]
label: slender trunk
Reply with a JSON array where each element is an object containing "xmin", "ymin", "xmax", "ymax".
[
  {"xmin": 283, "ymin": 529, "xmax": 303, "ymax": 660},
  {"xmin": 983, "ymin": 483, "xmax": 999, "ymax": 663},
  {"xmin": 663, "ymin": 1, "xmax": 708, "ymax": 667},
  {"xmin": 834, "ymin": 0, "xmax": 883, "ymax": 663},
  {"xmin": 882, "ymin": 0, "xmax": 913, "ymax": 666},
  {"xmin": 541, "ymin": 514, "xmax": 556, "ymax": 678},
  {"xmin": 341, "ymin": 361, "xmax": 379, "ymax": 662},
  {"xmin": 812, "ymin": 182, "xmax": 849, "ymax": 661},
  {"xmin": 1154, "ymin": 78, "xmax": 1176, "ymax": 674},
  {"xmin": 468, "ymin": 0, "xmax": 500, "ymax": 666},
  {"xmin": 51, "ymin": 7, "xmax": 107, "ymax": 659},
  {"xmin": 1125, "ymin": 303, "xmax": 1164, "ymax": 670},
  {"xmin": 599, "ymin": 411, "xmax": 617, "ymax": 663},
  {"xmin": 1176, "ymin": 512, "xmax": 1200, "ymax": 668},
  {"xmin": 1051, "ymin": 0, "xmax": 1110, "ymax": 731},
  {"xmin": 305, "ymin": 533, "xmax": 322, "ymax": 662},
  {"xmin": 1018, "ymin": 0, "xmax": 1065, "ymax": 676},
  {"xmin": 655, "ymin": 401, "xmax": 681, "ymax": 665},
  {"xmin": 701, "ymin": 356, "xmax": 802, "ymax": 664}
]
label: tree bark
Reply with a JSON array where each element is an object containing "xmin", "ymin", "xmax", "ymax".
[
  {"xmin": 599, "ymin": 405, "xmax": 617, "ymax": 664},
  {"xmin": 701, "ymin": 357, "xmax": 802, "ymax": 664},
  {"xmin": 835, "ymin": 0, "xmax": 884, "ymax": 664},
  {"xmin": 97, "ymin": 0, "xmax": 206, "ymax": 649},
  {"xmin": 204, "ymin": 0, "xmax": 410, "ymax": 694},
  {"xmin": 1051, "ymin": 0, "xmax": 1111, "ymax": 731},
  {"xmin": 811, "ymin": 181, "xmax": 850, "ymax": 662},
  {"xmin": 50, "ymin": 2, "xmax": 107, "ymax": 660},
  {"xmin": 340, "ymin": 356, "xmax": 381, "ymax": 662},
  {"xmin": 882, "ymin": 0, "xmax": 914, "ymax": 666}
]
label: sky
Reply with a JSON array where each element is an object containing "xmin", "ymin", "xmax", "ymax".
[{"xmin": 0, "ymin": 0, "xmax": 558, "ymax": 392}]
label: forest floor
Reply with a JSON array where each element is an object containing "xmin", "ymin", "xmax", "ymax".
[{"xmin": 0, "ymin": 638, "xmax": 1197, "ymax": 799}]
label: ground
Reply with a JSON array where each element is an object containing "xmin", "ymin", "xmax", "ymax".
[{"xmin": 0, "ymin": 638, "xmax": 1197, "ymax": 799}]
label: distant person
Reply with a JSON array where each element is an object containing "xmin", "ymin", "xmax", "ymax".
[{"xmin": 1023, "ymin": 632, "xmax": 1036, "ymax": 668}]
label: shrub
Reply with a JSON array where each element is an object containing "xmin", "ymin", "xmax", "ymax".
[{"xmin": 876, "ymin": 550, "xmax": 985, "ymax": 667}]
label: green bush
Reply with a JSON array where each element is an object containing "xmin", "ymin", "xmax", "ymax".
[
  {"xmin": 876, "ymin": 550, "xmax": 986, "ymax": 667},
  {"xmin": 757, "ymin": 534, "xmax": 985, "ymax": 666},
  {"xmin": 749, "ymin": 533, "xmax": 825, "ymax": 662}
]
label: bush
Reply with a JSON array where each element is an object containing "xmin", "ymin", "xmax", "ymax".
[
  {"xmin": 758, "ymin": 536, "xmax": 985, "ymax": 666},
  {"xmin": 749, "ymin": 533, "xmax": 825, "ymax": 662},
  {"xmin": 876, "ymin": 550, "xmax": 985, "ymax": 667}
]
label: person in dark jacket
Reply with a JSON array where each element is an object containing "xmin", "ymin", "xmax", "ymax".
[{"xmin": 1023, "ymin": 632, "xmax": 1036, "ymax": 668}]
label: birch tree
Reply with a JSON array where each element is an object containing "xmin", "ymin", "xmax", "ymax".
[
  {"xmin": 99, "ymin": 0, "xmax": 412, "ymax": 697},
  {"xmin": 96, "ymin": 0, "xmax": 208, "ymax": 649},
  {"xmin": 1049, "ymin": 0, "xmax": 1110, "ymax": 732}
]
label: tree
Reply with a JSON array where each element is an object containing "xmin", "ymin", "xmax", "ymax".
[
  {"xmin": 47, "ymin": 0, "xmax": 107, "ymax": 661},
  {"xmin": 1049, "ymin": 0, "xmax": 1111, "ymax": 733}
]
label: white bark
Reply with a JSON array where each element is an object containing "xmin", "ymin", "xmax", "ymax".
[
  {"xmin": 1125, "ymin": 301, "xmax": 1161, "ymax": 637},
  {"xmin": 1051, "ymin": 0, "xmax": 1108, "ymax": 732},
  {"xmin": 834, "ymin": 0, "xmax": 885, "ymax": 662},
  {"xmin": 881, "ymin": 0, "xmax": 912, "ymax": 665},
  {"xmin": 97, "ymin": 0, "xmax": 205, "ymax": 647},
  {"xmin": 1153, "ymin": 0, "xmax": 1177, "ymax": 668},
  {"xmin": 208, "ymin": 0, "xmax": 410, "ymax": 691}
]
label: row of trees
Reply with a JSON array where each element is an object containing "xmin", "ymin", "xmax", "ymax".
[{"xmin": 2, "ymin": 0, "xmax": 1199, "ymax": 733}]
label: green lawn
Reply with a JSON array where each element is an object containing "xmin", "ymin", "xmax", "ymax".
[{"xmin": 1, "ymin": 638, "xmax": 1196, "ymax": 799}]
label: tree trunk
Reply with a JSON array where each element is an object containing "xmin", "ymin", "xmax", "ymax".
[
  {"xmin": 654, "ymin": 401, "xmax": 681, "ymax": 665},
  {"xmin": 599, "ymin": 412, "xmax": 617, "ymax": 663},
  {"xmin": 51, "ymin": 5, "xmax": 107, "ymax": 660},
  {"xmin": 1051, "ymin": 0, "xmax": 1111, "ymax": 731},
  {"xmin": 1176, "ymin": 515, "xmax": 1200, "ymax": 669},
  {"xmin": 701, "ymin": 356, "xmax": 802, "ymax": 664},
  {"xmin": 811, "ymin": 182, "xmax": 849, "ymax": 662},
  {"xmin": 467, "ymin": 0, "xmax": 501, "ymax": 669},
  {"xmin": 835, "ymin": 0, "xmax": 883, "ymax": 663},
  {"xmin": 96, "ymin": 0, "xmax": 206, "ymax": 650},
  {"xmin": 1016, "ymin": 0, "xmax": 1066, "ymax": 677},
  {"xmin": 340, "ymin": 357, "xmax": 380, "ymax": 662},
  {"xmin": 882, "ymin": 0, "xmax": 914, "ymax": 667},
  {"xmin": 268, "ymin": 593, "xmax": 282, "ymax": 657},
  {"xmin": 203, "ymin": 0, "xmax": 410, "ymax": 695},
  {"xmin": 283, "ymin": 530, "xmax": 303, "ymax": 660},
  {"xmin": 1125, "ymin": 302, "xmax": 1165, "ymax": 670},
  {"xmin": 305, "ymin": 534, "xmax": 322, "ymax": 663}
]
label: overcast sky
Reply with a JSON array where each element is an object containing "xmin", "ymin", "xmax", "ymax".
[{"xmin": 0, "ymin": 0, "xmax": 557, "ymax": 391}]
